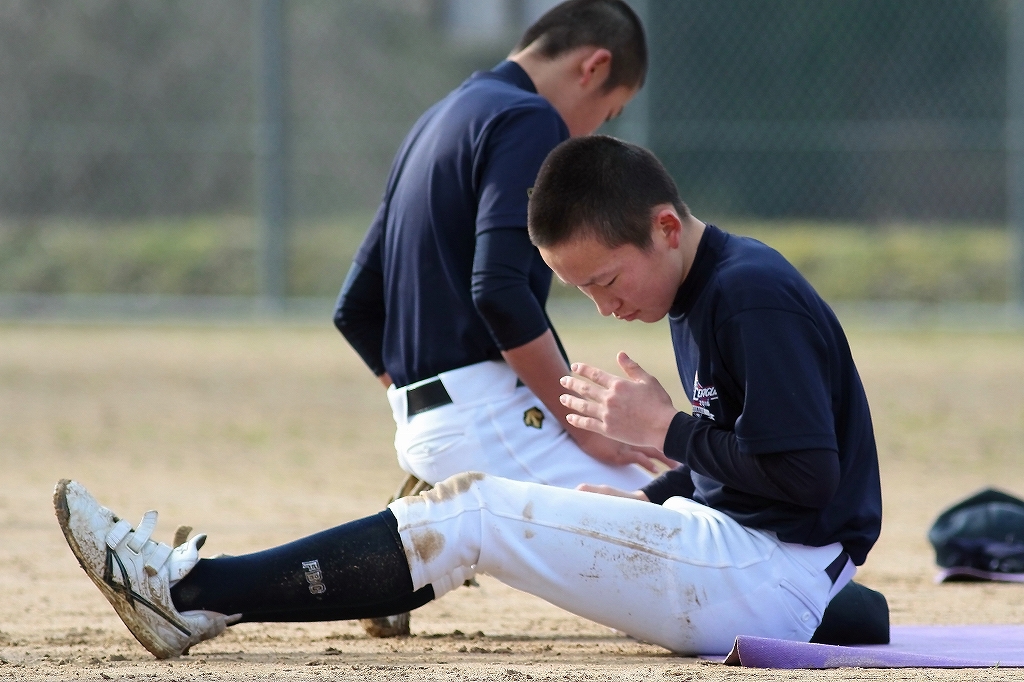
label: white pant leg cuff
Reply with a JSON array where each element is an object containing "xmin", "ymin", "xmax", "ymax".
[
  {"xmin": 388, "ymin": 475, "xmax": 486, "ymax": 596},
  {"xmin": 388, "ymin": 497, "xmax": 434, "ymax": 592},
  {"xmin": 390, "ymin": 495, "xmax": 478, "ymax": 597}
]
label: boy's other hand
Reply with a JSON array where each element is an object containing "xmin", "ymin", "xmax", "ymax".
[
  {"xmin": 576, "ymin": 483, "xmax": 649, "ymax": 501},
  {"xmin": 572, "ymin": 430, "xmax": 677, "ymax": 472}
]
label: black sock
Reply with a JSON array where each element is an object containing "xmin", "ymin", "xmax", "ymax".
[{"xmin": 170, "ymin": 509, "xmax": 434, "ymax": 623}]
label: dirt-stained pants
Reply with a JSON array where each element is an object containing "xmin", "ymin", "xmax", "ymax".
[{"xmin": 388, "ymin": 472, "xmax": 853, "ymax": 656}]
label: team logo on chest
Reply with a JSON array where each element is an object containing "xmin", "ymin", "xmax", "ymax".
[
  {"xmin": 691, "ymin": 371, "xmax": 718, "ymax": 421},
  {"xmin": 523, "ymin": 406, "xmax": 544, "ymax": 429}
]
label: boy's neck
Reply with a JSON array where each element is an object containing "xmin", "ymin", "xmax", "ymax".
[{"xmin": 677, "ymin": 215, "xmax": 707, "ymax": 287}]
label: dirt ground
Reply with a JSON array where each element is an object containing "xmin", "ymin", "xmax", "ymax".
[{"xmin": 1, "ymin": 316, "xmax": 1023, "ymax": 681}]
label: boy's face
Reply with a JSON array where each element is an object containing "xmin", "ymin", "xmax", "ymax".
[
  {"xmin": 539, "ymin": 216, "xmax": 683, "ymax": 323},
  {"xmin": 562, "ymin": 84, "xmax": 637, "ymax": 137}
]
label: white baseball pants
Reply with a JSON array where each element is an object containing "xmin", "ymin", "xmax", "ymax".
[
  {"xmin": 389, "ymin": 472, "xmax": 853, "ymax": 655},
  {"xmin": 387, "ymin": 360, "xmax": 652, "ymax": 490}
]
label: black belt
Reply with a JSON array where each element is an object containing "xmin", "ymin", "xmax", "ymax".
[
  {"xmin": 825, "ymin": 551, "xmax": 850, "ymax": 584},
  {"xmin": 404, "ymin": 376, "xmax": 525, "ymax": 418},
  {"xmin": 405, "ymin": 378, "xmax": 453, "ymax": 417}
]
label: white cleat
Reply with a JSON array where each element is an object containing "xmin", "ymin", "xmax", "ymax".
[{"xmin": 53, "ymin": 479, "xmax": 240, "ymax": 659}]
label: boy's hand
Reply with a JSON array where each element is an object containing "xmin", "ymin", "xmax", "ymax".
[
  {"xmin": 560, "ymin": 352, "xmax": 678, "ymax": 452},
  {"xmin": 572, "ymin": 430, "xmax": 676, "ymax": 472}
]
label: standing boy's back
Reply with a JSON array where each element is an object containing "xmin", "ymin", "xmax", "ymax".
[{"xmin": 335, "ymin": 1, "xmax": 666, "ymax": 491}]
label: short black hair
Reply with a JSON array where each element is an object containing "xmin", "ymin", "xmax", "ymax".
[
  {"xmin": 528, "ymin": 135, "xmax": 689, "ymax": 250},
  {"xmin": 513, "ymin": 0, "xmax": 647, "ymax": 91}
]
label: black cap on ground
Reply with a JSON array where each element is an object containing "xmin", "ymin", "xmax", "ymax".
[{"xmin": 928, "ymin": 488, "xmax": 1024, "ymax": 583}]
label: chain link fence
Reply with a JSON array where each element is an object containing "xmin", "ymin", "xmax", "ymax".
[
  {"xmin": 0, "ymin": 0, "xmax": 1021, "ymax": 307},
  {"xmin": 638, "ymin": 0, "xmax": 1006, "ymax": 222},
  {"xmin": 0, "ymin": 0, "xmax": 500, "ymax": 219}
]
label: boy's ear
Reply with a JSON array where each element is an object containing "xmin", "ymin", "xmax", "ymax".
[
  {"xmin": 579, "ymin": 48, "xmax": 613, "ymax": 88},
  {"xmin": 653, "ymin": 207, "xmax": 682, "ymax": 248}
]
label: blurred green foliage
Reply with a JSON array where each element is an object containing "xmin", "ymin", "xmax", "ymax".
[
  {"xmin": 0, "ymin": 215, "xmax": 370, "ymax": 297},
  {"xmin": 733, "ymin": 222, "xmax": 1009, "ymax": 303},
  {"xmin": 0, "ymin": 217, "xmax": 1010, "ymax": 303}
]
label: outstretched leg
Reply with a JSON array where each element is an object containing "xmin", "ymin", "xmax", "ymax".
[{"xmin": 57, "ymin": 474, "xmax": 845, "ymax": 658}]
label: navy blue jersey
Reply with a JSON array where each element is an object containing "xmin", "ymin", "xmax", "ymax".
[
  {"xmin": 335, "ymin": 61, "xmax": 570, "ymax": 388},
  {"xmin": 649, "ymin": 224, "xmax": 881, "ymax": 564}
]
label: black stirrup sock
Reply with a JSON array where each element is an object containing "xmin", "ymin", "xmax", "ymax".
[{"xmin": 170, "ymin": 509, "xmax": 435, "ymax": 622}]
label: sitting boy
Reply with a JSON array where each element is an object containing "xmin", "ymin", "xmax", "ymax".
[{"xmin": 56, "ymin": 136, "xmax": 881, "ymax": 658}]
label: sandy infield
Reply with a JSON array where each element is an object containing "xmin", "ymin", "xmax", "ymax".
[{"xmin": 1, "ymin": 316, "xmax": 1023, "ymax": 680}]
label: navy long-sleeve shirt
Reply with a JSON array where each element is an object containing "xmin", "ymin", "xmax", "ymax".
[{"xmin": 334, "ymin": 61, "xmax": 570, "ymax": 388}]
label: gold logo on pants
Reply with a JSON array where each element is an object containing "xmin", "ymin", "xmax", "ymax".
[{"xmin": 523, "ymin": 407, "xmax": 544, "ymax": 429}]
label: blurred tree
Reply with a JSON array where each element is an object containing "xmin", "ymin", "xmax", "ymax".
[
  {"xmin": 0, "ymin": 0, "xmax": 503, "ymax": 219},
  {"xmin": 0, "ymin": 1, "xmax": 252, "ymax": 216}
]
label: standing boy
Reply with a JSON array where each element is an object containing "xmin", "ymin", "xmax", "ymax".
[{"xmin": 334, "ymin": 0, "xmax": 666, "ymax": 491}]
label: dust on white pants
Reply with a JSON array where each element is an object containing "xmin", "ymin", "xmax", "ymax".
[
  {"xmin": 388, "ymin": 472, "xmax": 851, "ymax": 656},
  {"xmin": 387, "ymin": 360, "xmax": 652, "ymax": 490}
]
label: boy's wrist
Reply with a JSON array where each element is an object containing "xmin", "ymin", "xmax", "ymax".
[{"xmin": 663, "ymin": 412, "xmax": 699, "ymax": 461}]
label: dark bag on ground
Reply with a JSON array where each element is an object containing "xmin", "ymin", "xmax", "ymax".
[{"xmin": 810, "ymin": 580, "xmax": 890, "ymax": 645}]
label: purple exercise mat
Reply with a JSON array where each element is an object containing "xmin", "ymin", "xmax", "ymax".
[{"xmin": 708, "ymin": 625, "xmax": 1024, "ymax": 668}]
